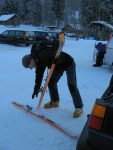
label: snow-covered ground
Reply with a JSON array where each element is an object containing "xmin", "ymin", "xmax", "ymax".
[{"xmin": 0, "ymin": 34, "xmax": 112, "ymax": 149}]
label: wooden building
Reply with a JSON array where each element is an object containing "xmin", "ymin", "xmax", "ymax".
[{"xmin": 0, "ymin": 14, "xmax": 20, "ymax": 26}]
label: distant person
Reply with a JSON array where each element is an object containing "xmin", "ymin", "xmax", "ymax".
[
  {"xmin": 93, "ymin": 42, "xmax": 106, "ymax": 67},
  {"xmin": 22, "ymin": 32, "xmax": 83, "ymax": 118}
]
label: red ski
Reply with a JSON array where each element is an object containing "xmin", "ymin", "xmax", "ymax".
[{"xmin": 12, "ymin": 101, "xmax": 79, "ymax": 141}]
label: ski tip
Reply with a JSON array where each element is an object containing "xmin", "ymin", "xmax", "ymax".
[{"xmin": 12, "ymin": 101, "xmax": 16, "ymax": 104}]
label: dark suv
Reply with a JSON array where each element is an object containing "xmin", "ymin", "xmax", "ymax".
[
  {"xmin": 33, "ymin": 31, "xmax": 59, "ymax": 44},
  {"xmin": 0, "ymin": 30, "xmax": 36, "ymax": 46},
  {"xmin": 77, "ymin": 75, "xmax": 113, "ymax": 150}
]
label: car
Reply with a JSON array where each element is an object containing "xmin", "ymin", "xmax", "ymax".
[
  {"xmin": 0, "ymin": 30, "xmax": 36, "ymax": 46},
  {"xmin": 77, "ymin": 75, "xmax": 113, "ymax": 150},
  {"xmin": 33, "ymin": 31, "xmax": 59, "ymax": 44},
  {"xmin": 65, "ymin": 32, "xmax": 76, "ymax": 37}
]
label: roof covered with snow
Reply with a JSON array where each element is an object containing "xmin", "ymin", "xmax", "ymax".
[
  {"xmin": 0, "ymin": 14, "xmax": 16, "ymax": 21},
  {"xmin": 90, "ymin": 20, "xmax": 113, "ymax": 31},
  {"xmin": 0, "ymin": 24, "xmax": 46, "ymax": 34}
]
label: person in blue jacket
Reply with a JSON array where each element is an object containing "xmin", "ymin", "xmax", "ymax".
[{"xmin": 93, "ymin": 42, "xmax": 106, "ymax": 67}]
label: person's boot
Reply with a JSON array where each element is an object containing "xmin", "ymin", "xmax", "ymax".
[
  {"xmin": 93, "ymin": 55, "xmax": 103, "ymax": 67},
  {"xmin": 73, "ymin": 108, "xmax": 83, "ymax": 118},
  {"xmin": 93, "ymin": 64, "xmax": 101, "ymax": 67},
  {"xmin": 44, "ymin": 101, "xmax": 59, "ymax": 108}
]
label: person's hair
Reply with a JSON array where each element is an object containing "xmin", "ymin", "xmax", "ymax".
[{"xmin": 22, "ymin": 54, "xmax": 32, "ymax": 68}]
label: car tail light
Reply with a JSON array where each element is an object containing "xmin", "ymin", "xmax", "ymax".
[
  {"xmin": 92, "ymin": 104, "xmax": 106, "ymax": 118},
  {"xmin": 88, "ymin": 103, "xmax": 107, "ymax": 131},
  {"xmin": 24, "ymin": 32, "xmax": 27, "ymax": 40},
  {"xmin": 88, "ymin": 115, "xmax": 103, "ymax": 130}
]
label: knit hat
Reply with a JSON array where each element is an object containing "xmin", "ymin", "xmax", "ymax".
[{"xmin": 22, "ymin": 54, "xmax": 32, "ymax": 68}]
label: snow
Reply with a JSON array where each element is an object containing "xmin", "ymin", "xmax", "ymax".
[
  {"xmin": 0, "ymin": 14, "xmax": 15, "ymax": 21},
  {"xmin": 0, "ymin": 25, "xmax": 112, "ymax": 150},
  {"xmin": 91, "ymin": 20, "xmax": 113, "ymax": 30},
  {"xmin": 0, "ymin": 24, "xmax": 44, "ymax": 34}
]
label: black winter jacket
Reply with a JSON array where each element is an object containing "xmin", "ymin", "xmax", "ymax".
[{"xmin": 33, "ymin": 52, "xmax": 74, "ymax": 92}]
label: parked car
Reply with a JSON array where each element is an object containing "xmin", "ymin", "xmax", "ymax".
[
  {"xmin": 77, "ymin": 75, "xmax": 113, "ymax": 150},
  {"xmin": 65, "ymin": 32, "xmax": 76, "ymax": 37},
  {"xmin": 33, "ymin": 31, "xmax": 59, "ymax": 44},
  {"xmin": 0, "ymin": 30, "xmax": 36, "ymax": 46}
]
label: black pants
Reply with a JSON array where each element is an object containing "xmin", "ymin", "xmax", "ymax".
[
  {"xmin": 96, "ymin": 53, "xmax": 104, "ymax": 66},
  {"xmin": 48, "ymin": 61, "xmax": 83, "ymax": 109}
]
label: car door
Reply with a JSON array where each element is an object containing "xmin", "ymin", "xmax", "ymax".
[
  {"xmin": 8, "ymin": 30, "xmax": 16, "ymax": 44},
  {"xmin": 15, "ymin": 31, "xmax": 24, "ymax": 44},
  {"xmin": 0, "ymin": 30, "xmax": 9, "ymax": 43}
]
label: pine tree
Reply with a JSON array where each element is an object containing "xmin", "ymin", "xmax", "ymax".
[
  {"xmin": 18, "ymin": 0, "xmax": 42, "ymax": 25},
  {"xmin": 22, "ymin": 0, "xmax": 30, "ymax": 23},
  {"xmin": 2, "ymin": 0, "xmax": 17, "ymax": 14},
  {"xmin": 33, "ymin": 0, "xmax": 42, "ymax": 25},
  {"xmin": 80, "ymin": 0, "xmax": 113, "ymax": 28},
  {"xmin": 52, "ymin": 0, "xmax": 65, "ymax": 27}
]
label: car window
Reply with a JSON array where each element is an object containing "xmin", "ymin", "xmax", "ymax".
[
  {"xmin": 16, "ymin": 31, "xmax": 24, "ymax": 37},
  {"xmin": 9, "ymin": 31, "xmax": 15, "ymax": 36},
  {"xmin": 34, "ymin": 31, "xmax": 40, "ymax": 36},
  {"xmin": 53, "ymin": 32, "xmax": 58, "ymax": 38},
  {"xmin": 2, "ymin": 31, "xmax": 9, "ymax": 36},
  {"xmin": 26, "ymin": 31, "xmax": 35, "ymax": 37},
  {"xmin": 39, "ymin": 32, "xmax": 48, "ymax": 36},
  {"xmin": 48, "ymin": 33, "xmax": 53, "ymax": 38},
  {"xmin": 49, "ymin": 32, "xmax": 58, "ymax": 39},
  {"xmin": 34, "ymin": 31, "xmax": 48, "ymax": 37}
]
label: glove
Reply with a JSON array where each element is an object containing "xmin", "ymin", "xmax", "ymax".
[
  {"xmin": 32, "ymin": 86, "xmax": 43, "ymax": 99},
  {"xmin": 32, "ymin": 90, "xmax": 38, "ymax": 99}
]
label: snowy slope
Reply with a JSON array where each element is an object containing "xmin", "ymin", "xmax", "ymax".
[{"xmin": 0, "ymin": 36, "xmax": 112, "ymax": 150}]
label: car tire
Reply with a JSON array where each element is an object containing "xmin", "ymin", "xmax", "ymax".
[{"xmin": 25, "ymin": 43, "xmax": 30, "ymax": 46}]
